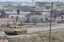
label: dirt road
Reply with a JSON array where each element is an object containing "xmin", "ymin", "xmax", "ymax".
[
  {"xmin": 0, "ymin": 24, "xmax": 64, "ymax": 37},
  {"xmin": 27, "ymin": 24, "xmax": 64, "ymax": 33}
]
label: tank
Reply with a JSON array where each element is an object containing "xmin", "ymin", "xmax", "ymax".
[{"xmin": 4, "ymin": 25, "xmax": 27, "ymax": 35}]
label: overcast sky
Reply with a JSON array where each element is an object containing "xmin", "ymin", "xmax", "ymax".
[{"xmin": 0, "ymin": 0, "xmax": 64, "ymax": 2}]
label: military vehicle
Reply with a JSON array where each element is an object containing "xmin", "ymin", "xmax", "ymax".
[{"xmin": 4, "ymin": 25, "xmax": 27, "ymax": 35}]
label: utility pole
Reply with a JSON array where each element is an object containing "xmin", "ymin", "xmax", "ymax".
[{"xmin": 49, "ymin": 2, "xmax": 53, "ymax": 42}]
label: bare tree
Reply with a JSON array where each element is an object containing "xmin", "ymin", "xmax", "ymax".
[{"xmin": 1, "ymin": 9, "xmax": 6, "ymax": 18}]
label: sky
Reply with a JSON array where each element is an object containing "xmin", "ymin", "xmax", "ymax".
[{"xmin": 0, "ymin": 0, "xmax": 64, "ymax": 2}]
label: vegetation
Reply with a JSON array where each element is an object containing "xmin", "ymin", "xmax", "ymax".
[
  {"xmin": 7, "ymin": 29, "xmax": 64, "ymax": 42},
  {"xmin": 0, "ymin": 9, "xmax": 6, "ymax": 18},
  {"xmin": 26, "ymin": 23, "xmax": 56, "ymax": 28}
]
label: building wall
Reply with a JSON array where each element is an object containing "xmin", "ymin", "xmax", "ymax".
[
  {"xmin": 6, "ymin": 12, "xmax": 31, "ymax": 18},
  {"xmin": 25, "ymin": 15, "xmax": 47, "ymax": 23},
  {"xmin": 8, "ymin": 14, "xmax": 25, "ymax": 18}
]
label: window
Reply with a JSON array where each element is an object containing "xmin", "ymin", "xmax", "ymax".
[{"xmin": 46, "ymin": 6, "xmax": 50, "ymax": 9}]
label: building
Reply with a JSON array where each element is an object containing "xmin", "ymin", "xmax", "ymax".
[
  {"xmin": 5, "ymin": 12, "xmax": 31, "ymax": 18},
  {"xmin": 0, "ymin": 0, "xmax": 35, "ymax": 7},
  {"xmin": 25, "ymin": 15, "xmax": 48, "ymax": 23},
  {"xmin": 0, "ymin": 2, "xmax": 64, "ymax": 22},
  {"xmin": 35, "ymin": 2, "xmax": 64, "ymax": 21}
]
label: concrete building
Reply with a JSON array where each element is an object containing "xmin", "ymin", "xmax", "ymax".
[
  {"xmin": 34, "ymin": 2, "xmax": 51, "ymax": 19},
  {"xmin": 5, "ymin": 12, "xmax": 31, "ymax": 18},
  {"xmin": 0, "ymin": 0, "xmax": 35, "ymax": 7},
  {"xmin": 26, "ymin": 15, "xmax": 48, "ymax": 23},
  {"xmin": 35, "ymin": 2, "xmax": 64, "ymax": 21},
  {"xmin": 0, "ymin": 2, "xmax": 64, "ymax": 22}
]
